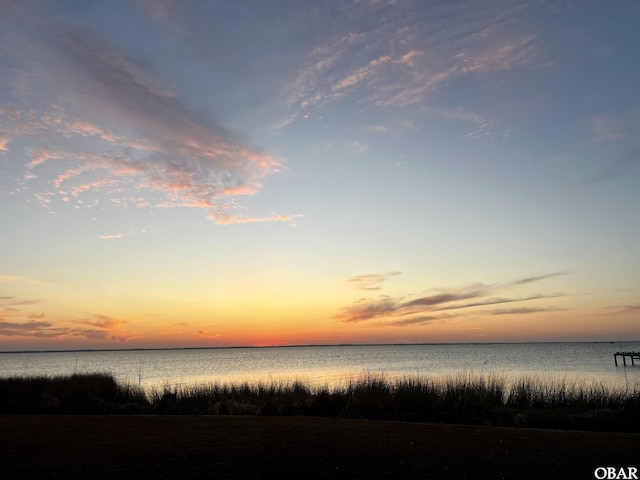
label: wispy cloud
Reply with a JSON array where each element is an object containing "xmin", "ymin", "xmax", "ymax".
[
  {"xmin": 136, "ymin": 0, "xmax": 177, "ymax": 22},
  {"xmin": 284, "ymin": 0, "xmax": 545, "ymax": 117},
  {"xmin": 76, "ymin": 314, "xmax": 127, "ymax": 330},
  {"xmin": 490, "ymin": 307, "xmax": 565, "ymax": 315},
  {"xmin": 509, "ymin": 271, "xmax": 569, "ymax": 286},
  {"xmin": 197, "ymin": 329, "xmax": 221, "ymax": 340},
  {"xmin": 0, "ymin": 308, "xmax": 133, "ymax": 342},
  {"xmin": 98, "ymin": 233, "xmax": 125, "ymax": 240},
  {"xmin": 0, "ymin": 274, "xmax": 58, "ymax": 287},
  {"xmin": 402, "ymin": 287, "xmax": 486, "ymax": 308},
  {"xmin": 346, "ymin": 141, "xmax": 371, "ymax": 155},
  {"xmin": 574, "ymin": 114, "xmax": 627, "ymax": 146},
  {"xmin": 584, "ymin": 149, "xmax": 640, "ymax": 184},
  {"xmin": 207, "ymin": 212, "xmax": 304, "ymax": 226},
  {"xmin": 0, "ymin": 320, "xmax": 59, "ymax": 338},
  {"xmin": 345, "ymin": 272, "xmax": 402, "ymax": 291},
  {"xmin": 332, "ymin": 55, "xmax": 392, "ymax": 92},
  {"xmin": 435, "ymin": 293, "xmax": 565, "ymax": 312},
  {"xmin": 271, "ymin": 114, "xmax": 298, "ymax": 131},
  {"xmin": 1, "ymin": 6, "xmax": 295, "ymax": 225},
  {"xmin": 602, "ymin": 304, "xmax": 640, "ymax": 315},
  {"xmin": 336, "ymin": 272, "xmax": 567, "ymax": 325},
  {"xmin": 380, "ymin": 313, "xmax": 457, "ymax": 327},
  {"xmin": 0, "ymin": 296, "xmax": 41, "ymax": 307}
]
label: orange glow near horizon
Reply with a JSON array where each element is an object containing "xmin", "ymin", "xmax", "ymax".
[{"xmin": 1, "ymin": 303, "xmax": 638, "ymax": 352}]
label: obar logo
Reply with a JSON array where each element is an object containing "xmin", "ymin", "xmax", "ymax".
[{"xmin": 594, "ymin": 467, "xmax": 639, "ymax": 480}]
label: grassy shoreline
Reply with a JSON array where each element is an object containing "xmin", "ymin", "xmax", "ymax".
[{"xmin": 2, "ymin": 372, "xmax": 638, "ymax": 432}]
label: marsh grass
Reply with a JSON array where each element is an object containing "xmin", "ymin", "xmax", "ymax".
[
  {"xmin": 0, "ymin": 372, "xmax": 148, "ymax": 414},
  {"xmin": 1, "ymin": 371, "xmax": 638, "ymax": 432}
]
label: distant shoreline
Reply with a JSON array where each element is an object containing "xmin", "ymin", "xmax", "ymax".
[{"xmin": 1, "ymin": 339, "xmax": 637, "ymax": 355}]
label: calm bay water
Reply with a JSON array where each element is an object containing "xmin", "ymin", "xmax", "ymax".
[{"xmin": 1, "ymin": 342, "xmax": 639, "ymax": 391}]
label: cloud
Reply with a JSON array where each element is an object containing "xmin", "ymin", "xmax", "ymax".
[
  {"xmin": 197, "ymin": 329, "xmax": 221, "ymax": 340},
  {"xmin": 0, "ymin": 304, "xmax": 132, "ymax": 342},
  {"xmin": 435, "ymin": 293, "xmax": 565, "ymax": 312},
  {"xmin": 346, "ymin": 141, "xmax": 371, "ymax": 155},
  {"xmin": 335, "ymin": 296, "xmax": 399, "ymax": 323},
  {"xmin": 336, "ymin": 273, "xmax": 566, "ymax": 325},
  {"xmin": 284, "ymin": 1, "xmax": 545, "ymax": 114},
  {"xmin": 271, "ymin": 114, "xmax": 298, "ymax": 131},
  {"xmin": 582, "ymin": 114, "xmax": 626, "ymax": 143},
  {"xmin": 0, "ymin": 297, "xmax": 41, "ymax": 307},
  {"xmin": 603, "ymin": 305, "xmax": 640, "ymax": 315},
  {"xmin": 136, "ymin": 0, "xmax": 176, "ymax": 22},
  {"xmin": 0, "ymin": 320, "xmax": 59, "ymax": 338},
  {"xmin": 98, "ymin": 233, "xmax": 125, "ymax": 240},
  {"xmin": 71, "ymin": 315, "xmax": 131, "ymax": 341},
  {"xmin": 510, "ymin": 271, "xmax": 569, "ymax": 286},
  {"xmin": 402, "ymin": 287, "xmax": 486, "ymax": 308},
  {"xmin": 490, "ymin": 307, "xmax": 565, "ymax": 315},
  {"xmin": 363, "ymin": 125, "xmax": 390, "ymax": 134},
  {"xmin": 332, "ymin": 55, "xmax": 392, "ymax": 92},
  {"xmin": 76, "ymin": 314, "xmax": 127, "ymax": 330},
  {"xmin": 345, "ymin": 271, "xmax": 402, "ymax": 291},
  {"xmin": 380, "ymin": 314, "xmax": 456, "ymax": 327},
  {"xmin": 620, "ymin": 305, "xmax": 640, "ymax": 313},
  {"xmin": 584, "ymin": 149, "xmax": 640, "ymax": 184},
  {"xmin": 1, "ymin": 6, "xmax": 294, "ymax": 224},
  {"xmin": 136, "ymin": 0, "xmax": 189, "ymax": 34},
  {"xmin": 207, "ymin": 212, "xmax": 304, "ymax": 226}
]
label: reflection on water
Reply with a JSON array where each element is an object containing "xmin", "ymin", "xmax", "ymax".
[{"xmin": 1, "ymin": 342, "xmax": 639, "ymax": 391}]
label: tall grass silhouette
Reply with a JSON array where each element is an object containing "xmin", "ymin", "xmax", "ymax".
[{"xmin": 1, "ymin": 372, "xmax": 637, "ymax": 431}]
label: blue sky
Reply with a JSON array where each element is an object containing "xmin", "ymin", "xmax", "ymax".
[{"xmin": 0, "ymin": 0, "xmax": 639, "ymax": 350}]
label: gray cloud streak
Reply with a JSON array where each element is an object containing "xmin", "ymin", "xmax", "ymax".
[
  {"xmin": 491, "ymin": 307, "xmax": 566, "ymax": 315},
  {"xmin": 336, "ymin": 273, "xmax": 567, "ymax": 325},
  {"xmin": 0, "ymin": 306, "xmax": 132, "ymax": 342},
  {"xmin": 510, "ymin": 272, "xmax": 569, "ymax": 286}
]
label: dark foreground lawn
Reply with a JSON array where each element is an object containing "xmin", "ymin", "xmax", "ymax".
[{"xmin": 0, "ymin": 415, "xmax": 638, "ymax": 479}]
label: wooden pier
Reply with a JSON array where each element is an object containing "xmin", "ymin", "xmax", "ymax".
[{"xmin": 614, "ymin": 351, "xmax": 640, "ymax": 366}]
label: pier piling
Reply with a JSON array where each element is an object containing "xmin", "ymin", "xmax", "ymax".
[{"xmin": 614, "ymin": 351, "xmax": 640, "ymax": 366}]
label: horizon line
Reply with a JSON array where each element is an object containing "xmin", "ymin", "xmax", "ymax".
[{"xmin": 1, "ymin": 339, "xmax": 638, "ymax": 355}]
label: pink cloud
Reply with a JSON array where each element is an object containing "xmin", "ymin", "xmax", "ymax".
[
  {"xmin": 136, "ymin": 0, "xmax": 186, "ymax": 33},
  {"xmin": 285, "ymin": 3, "xmax": 545, "ymax": 112},
  {"xmin": 3, "ymin": 8, "xmax": 294, "ymax": 224},
  {"xmin": 333, "ymin": 55, "xmax": 392, "ymax": 91},
  {"xmin": 207, "ymin": 211, "xmax": 303, "ymax": 226},
  {"xmin": 97, "ymin": 233, "xmax": 125, "ymax": 240}
]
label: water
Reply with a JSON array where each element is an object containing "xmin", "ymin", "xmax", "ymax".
[{"xmin": 1, "ymin": 342, "xmax": 639, "ymax": 391}]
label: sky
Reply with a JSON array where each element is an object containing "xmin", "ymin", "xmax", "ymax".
[{"xmin": 1, "ymin": 0, "xmax": 639, "ymax": 351}]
